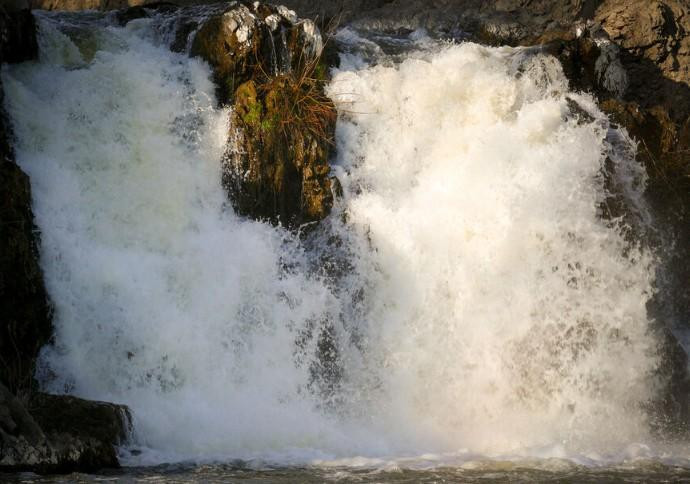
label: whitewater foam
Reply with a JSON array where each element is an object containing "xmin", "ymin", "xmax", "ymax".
[{"xmin": 324, "ymin": 40, "xmax": 662, "ymax": 458}]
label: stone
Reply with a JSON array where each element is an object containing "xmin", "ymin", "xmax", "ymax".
[
  {"xmin": 0, "ymin": 383, "xmax": 131, "ymax": 472},
  {"xmin": 0, "ymin": 162, "xmax": 52, "ymax": 395},
  {"xmin": 190, "ymin": 2, "xmax": 335, "ymax": 228},
  {"xmin": 0, "ymin": 2, "xmax": 52, "ymax": 397},
  {"xmin": 29, "ymin": 393, "xmax": 131, "ymax": 472}
]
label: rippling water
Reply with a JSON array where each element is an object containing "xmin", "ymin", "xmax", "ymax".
[{"xmin": 7, "ymin": 461, "xmax": 690, "ymax": 483}]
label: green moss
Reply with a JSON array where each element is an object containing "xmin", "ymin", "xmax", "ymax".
[
  {"xmin": 312, "ymin": 60, "xmax": 328, "ymax": 82},
  {"xmin": 260, "ymin": 114, "xmax": 279, "ymax": 133},
  {"xmin": 243, "ymin": 100, "xmax": 263, "ymax": 126}
]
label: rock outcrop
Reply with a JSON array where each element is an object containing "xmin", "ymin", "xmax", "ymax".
[
  {"xmin": 0, "ymin": 0, "xmax": 51, "ymax": 398},
  {"xmin": 0, "ymin": 383, "xmax": 131, "ymax": 472},
  {"xmin": 117, "ymin": 1, "xmax": 336, "ymax": 227},
  {"xmin": 190, "ymin": 2, "xmax": 336, "ymax": 228}
]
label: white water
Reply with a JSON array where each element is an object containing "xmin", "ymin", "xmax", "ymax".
[{"xmin": 3, "ymin": 14, "xmax": 684, "ymax": 467}]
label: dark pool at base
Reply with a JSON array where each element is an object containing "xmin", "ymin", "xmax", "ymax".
[{"xmin": 6, "ymin": 462, "xmax": 690, "ymax": 483}]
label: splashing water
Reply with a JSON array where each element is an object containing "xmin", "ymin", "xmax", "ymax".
[{"xmin": 3, "ymin": 13, "xmax": 687, "ymax": 467}]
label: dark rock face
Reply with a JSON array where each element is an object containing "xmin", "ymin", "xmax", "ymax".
[
  {"xmin": 28, "ymin": 393, "xmax": 131, "ymax": 471},
  {"xmin": 0, "ymin": 383, "xmax": 131, "ymax": 472},
  {"xmin": 187, "ymin": 2, "xmax": 335, "ymax": 228},
  {"xmin": 0, "ymin": 3, "xmax": 51, "ymax": 398},
  {"xmin": 0, "ymin": 383, "xmax": 53, "ymax": 469},
  {"xmin": 0, "ymin": 161, "xmax": 52, "ymax": 395},
  {"xmin": 0, "ymin": 6, "xmax": 37, "ymax": 64}
]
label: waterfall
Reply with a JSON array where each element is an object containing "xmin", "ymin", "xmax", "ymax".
[{"xmin": 2, "ymin": 12, "xmax": 686, "ymax": 467}]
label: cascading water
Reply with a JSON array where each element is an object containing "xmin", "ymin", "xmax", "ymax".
[{"xmin": 2, "ymin": 11, "xmax": 688, "ymax": 470}]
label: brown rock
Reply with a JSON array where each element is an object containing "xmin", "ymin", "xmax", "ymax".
[{"xmin": 191, "ymin": 2, "xmax": 335, "ymax": 228}]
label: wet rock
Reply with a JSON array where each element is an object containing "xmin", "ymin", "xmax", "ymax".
[
  {"xmin": 0, "ymin": 384, "xmax": 45, "ymax": 446},
  {"xmin": 227, "ymin": 76, "xmax": 335, "ymax": 227},
  {"xmin": 189, "ymin": 2, "xmax": 323, "ymax": 102},
  {"xmin": 0, "ymin": 3, "xmax": 52, "ymax": 397},
  {"xmin": 1, "ymin": 383, "xmax": 55, "ymax": 470},
  {"xmin": 0, "ymin": 383, "xmax": 131, "ymax": 472},
  {"xmin": 115, "ymin": 1, "xmax": 178, "ymax": 25},
  {"xmin": 29, "ymin": 393, "xmax": 131, "ymax": 471},
  {"xmin": 0, "ymin": 161, "xmax": 52, "ymax": 396},
  {"xmin": 0, "ymin": 5, "xmax": 37, "ymax": 64},
  {"xmin": 190, "ymin": 2, "xmax": 335, "ymax": 228}
]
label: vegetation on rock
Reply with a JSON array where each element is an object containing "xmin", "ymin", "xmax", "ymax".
[{"xmin": 190, "ymin": 2, "xmax": 336, "ymax": 228}]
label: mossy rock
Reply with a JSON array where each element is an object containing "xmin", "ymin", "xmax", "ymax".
[
  {"xmin": 190, "ymin": 2, "xmax": 335, "ymax": 228},
  {"xmin": 226, "ymin": 73, "xmax": 335, "ymax": 228}
]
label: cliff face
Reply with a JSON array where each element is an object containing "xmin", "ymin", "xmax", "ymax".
[
  {"xmin": 591, "ymin": 2, "xmax": 690, "ymax": 359},
  {"xmin": 0, "ymin": 0, "xmax": 50, "ymax": 400}
]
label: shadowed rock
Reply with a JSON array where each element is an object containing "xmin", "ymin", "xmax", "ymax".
[
  {"xmin": 1, "ymin": 383, "xmax": 131, "ymax": 472},
  {"xmin": 0, "ymin": 0, "xmax": 51, "ymax": 398}
]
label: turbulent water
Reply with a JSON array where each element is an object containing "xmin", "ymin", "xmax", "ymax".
[{"xmin": 3, "ymin": 9, "xmax": 689, "ymax": 478}]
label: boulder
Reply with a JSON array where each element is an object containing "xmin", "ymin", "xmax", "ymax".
[
  {"xmin": 0, "ymin": 383, "xmax": 131, "ymax": 472},
  {"xmin": 28, "ymin": 393, "xmax": 131, "ymax": 471},
  {"xmin": 114, "ymin": 1, "xmax": 336, "ymax": 227},
  {"xmin": 189, "ymin": 2, "xmax": 335, "ymax": 228}
]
